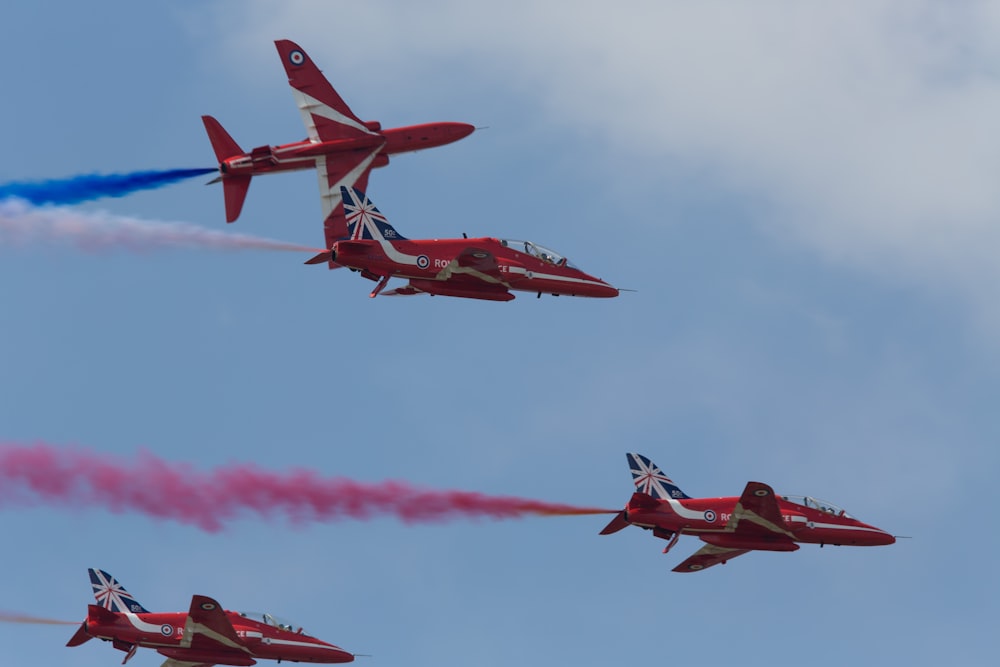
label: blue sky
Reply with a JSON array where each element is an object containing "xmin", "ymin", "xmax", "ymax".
[{"xmin": 1, "ymin": 2, "xmax": 998, "ymax": 665}]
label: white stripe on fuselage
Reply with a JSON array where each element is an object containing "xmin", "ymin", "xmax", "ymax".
[
  {"xmin": 124, "ymin": 612, "xmax": 172, "ymax": 635},
  {"xmin": 808, "ymin": 521, "xmax": 886, "ymax": 534},
  {"xmin": 265, "ymin": 637, "xmax": 338, "ymax": 650},
  {"xmin": 662, "ymin": 498, "xmax": 710, "ymax": 521},
  {"xmin": 505, "ymin": 266, "xmax": 608, "ymax": 289}
]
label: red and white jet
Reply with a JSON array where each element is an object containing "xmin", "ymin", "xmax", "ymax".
[
  {"xmin": 305, "ymin": 187, "xmax": 619, "ymax": 301},
  {"xmin": 600, "ymin": 453, "xmax": 895, "ymax": 572},
  {"xmin": 67, "ymin": 569, "xmax": 354, "ymax": 667},
  {"xmin": 202, "ymin": 39, "xmax": 474, "ymax": 239}
]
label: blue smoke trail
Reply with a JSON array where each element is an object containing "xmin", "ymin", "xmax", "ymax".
[{"xmin": 0, "ymin": 168, "xmax": 217, "ymax": 206}]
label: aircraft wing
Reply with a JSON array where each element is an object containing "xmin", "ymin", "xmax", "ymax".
[
  {"xmin": 180, "ymin": 595, "xmax": 251, "ymax": 657},
  {"xmin": 672, "ymin": 545, "xmax": 751, "ymax": 573},
  {"xmin": 274, "ymin": 40, "xmax": 378, "ymax": 143},
  {"xmin": 318, "ymin": 145, "xmax": 385, "ymax": 246},
  {"xmin": 727, "ymin": 481, "xmax": 796, "ymax": 539},
  {"xmin": 671, "ymin": 483, "xmax": 794, "ymax": 572},
  {"xmin": 436, "ymin": 247, "xmax": 505, "ymax": 284}
]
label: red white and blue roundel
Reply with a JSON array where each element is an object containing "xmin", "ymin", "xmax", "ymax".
[{"xmin": 289, "ymin": 50, "xmax": 305, "ymax": 66}]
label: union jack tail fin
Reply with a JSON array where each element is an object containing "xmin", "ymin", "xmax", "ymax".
[
  {"xmin": 88, "ymin": 569, "xmax": 150, "ymax": 614},
  {"xmin": 626, "ymin": 453, "xmax": 690, "ymax": 500},
  {"xmin": 340, "ymin": 186, "xmax": 407, "ymax": 242}
]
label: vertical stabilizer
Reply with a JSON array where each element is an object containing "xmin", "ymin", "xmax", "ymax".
[
  {"xmin": 626, "ymin": 453, "xmax": 690, "ymax": 500},
  {"xmin": 88, "ymin": 569, "xmax": 149, "ymax": 614},
  {"xmin": 340, "ymin": 186, "xmax": 407, "ymax": 242},
  {"xmin": 201, "ymin": 115, "xmax": 244, "ymax": 162}
]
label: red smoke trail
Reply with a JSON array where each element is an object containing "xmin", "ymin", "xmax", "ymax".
[
  {"xmin": 0, "ymin": 612, "xmax": 76, "ymax": 625},
  {"xmin": 0, "ymin": 443, "xmax": 614, "ymax": 532},
  {"xmin": 0, "ymin": 199, "xmax": 320, "ymax": 254}
]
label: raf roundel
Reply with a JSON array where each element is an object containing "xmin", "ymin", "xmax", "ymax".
[
  {"xmin": 200, "ymin": 602, "xmax": 216, "ymax": 611},
  {"xmin": 416, "ymin": 255, "xmax": 430, "ymax": 269},
  {"xmin": 754, "ymin": 488, "xmax": 770, "ymax": 497},
  {"xmin": 289, "ymin": 50, "xmax": 305, "ymax": 66},
  {"xmin": 703, "ymin": 509, "xmax": 717, "ymax": 523},
  {"xmin": 160, "ymin": 624, "xmax": 173, "ymax": 637}
]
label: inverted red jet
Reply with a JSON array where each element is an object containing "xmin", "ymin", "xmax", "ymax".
[
  {"xmin": 67, "ymin": 569, "xmax": 354, "ymax": 667},
  {"xmin": 600, "ymin": 453, "xmax": 895, "ymax": 572},
  {"xmin": 305, "ymin": 187, "xmax": 618, "ymax": 301},
  {"xmin": 202, "ymin": 38, "xmax": 474, "ymax": 240}
]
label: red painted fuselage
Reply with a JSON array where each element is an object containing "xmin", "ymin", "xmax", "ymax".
[
  {"xmin": 70, "ymin": 604, "xmax": 353, "ymax": 666},
  {"xmin": 329, "ymin": 236, "xmax": 618, "ymax": 300},
  {"xmin": 217, "ymin": 122, "xmax": 475, "ymax": 179},
  {"xmin": 624, "ymin": 492, "xmax": 894, "ymax": 549}
]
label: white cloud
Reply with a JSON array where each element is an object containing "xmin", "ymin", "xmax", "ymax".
[{"xmin": 212, "ymin": 0, "xmax": 1000, "ymax": 326}]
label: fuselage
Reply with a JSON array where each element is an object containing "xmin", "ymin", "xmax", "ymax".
[
  {"xmin": 332, "ymin": 236, "xmax": 618, "ymax": 299},
  {"xmin": 218, "ymin": 122, "xmax": 475, "ymax": 177},
  {"xmin": 82, "ymin": 609, "xmax": 353, "ymax": 665},
  {"xmin": 625, "ymin": 493, "xmax": 894, "ymax": 548}
]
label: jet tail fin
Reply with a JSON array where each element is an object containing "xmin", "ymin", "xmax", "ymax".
[
  {"xmin": 201, "ymin": 116, "xmax": 251, "ymax": 223},
  {"xmin": 88, "ymin": 569, "xmax": 149, "ymax": 614},
  {"xmin": 626, "ymin": 453, "xmax": 690, "ymax": 500},
  {"xmin": 202, "ymin": 115, "xmax": 244, "ymax": 162},
  {"xmin": 340, "ymin": 186, "xmax": 407, "ymax": 241}
]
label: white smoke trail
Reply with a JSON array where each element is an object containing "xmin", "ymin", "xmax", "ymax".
[{"xmin": 0, "ymin": 198, "xmax": 321, "ymax": 254}]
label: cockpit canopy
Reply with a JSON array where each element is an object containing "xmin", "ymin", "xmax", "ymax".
[
  {"xmin": 499, "ymin": 239, "xmax": 578, "ymax": 268},
  {"xmin": 781, "ymin": 495, "xmax": 855, "ymax": 519},
  {"xmin": 238, "ymin": 611, "xmax": 305, "ymax": 635}
]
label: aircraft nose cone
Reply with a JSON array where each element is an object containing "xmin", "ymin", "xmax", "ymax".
[
  {"xmin": 456, "ymin": 123, "xmax": 476, "ymax": 139},
  {"xmin": 865, "ymin": 527, "xmax": 895, "ymax": 545},
  {"xmin": 596, "ymin": 283, "xmax": 619, "ymax": 298}
]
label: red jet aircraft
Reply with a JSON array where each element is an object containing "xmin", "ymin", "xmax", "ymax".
[
  {"xmin": 600, "ymin": 453, "xmax": 895, "ymax": 572},
  {"xmin": 305, "ymin": 187, "xmax": 619, "ymax": 301},
  {"xmin": 202, "ymin": 38, "xmax": 474, "ymax": 238},
  {"xmin": 67, "ymin": 569, "xmax": 354, "ymax": 667}
]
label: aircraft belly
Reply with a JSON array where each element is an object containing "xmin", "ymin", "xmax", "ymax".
[
  {"xmin": 794, "ymin": 522, "xmax": 894, "ymax": 546},
  {"xmin": 157, "ymin": 648, "xmax": 256, "ymax": 666},
  {"xmin": 253, "ymin": 640, "xmax": 353, "ymax": 664},
  {"xmin": 699, "ymin": 533, "xmax": 800, "ymax": 552},
  {"xmin": 511, "ymin": 273, "xmax": 616, "ymax": 298}
]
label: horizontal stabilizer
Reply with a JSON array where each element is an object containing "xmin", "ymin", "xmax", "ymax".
[
  {"xmin": 222, "ymin": 176, "xmax": 252, "ymax": 223},
  {"xmin": 305, "ymin": 250, "xmax": 333, "ymax": 265},
  {"xmin": 599, "ymin": 510, "xmax": 629, "ymax": 535},
  {"xmin": 66, "ymin": 622, "xmax": 92, "ymax": 647}
]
